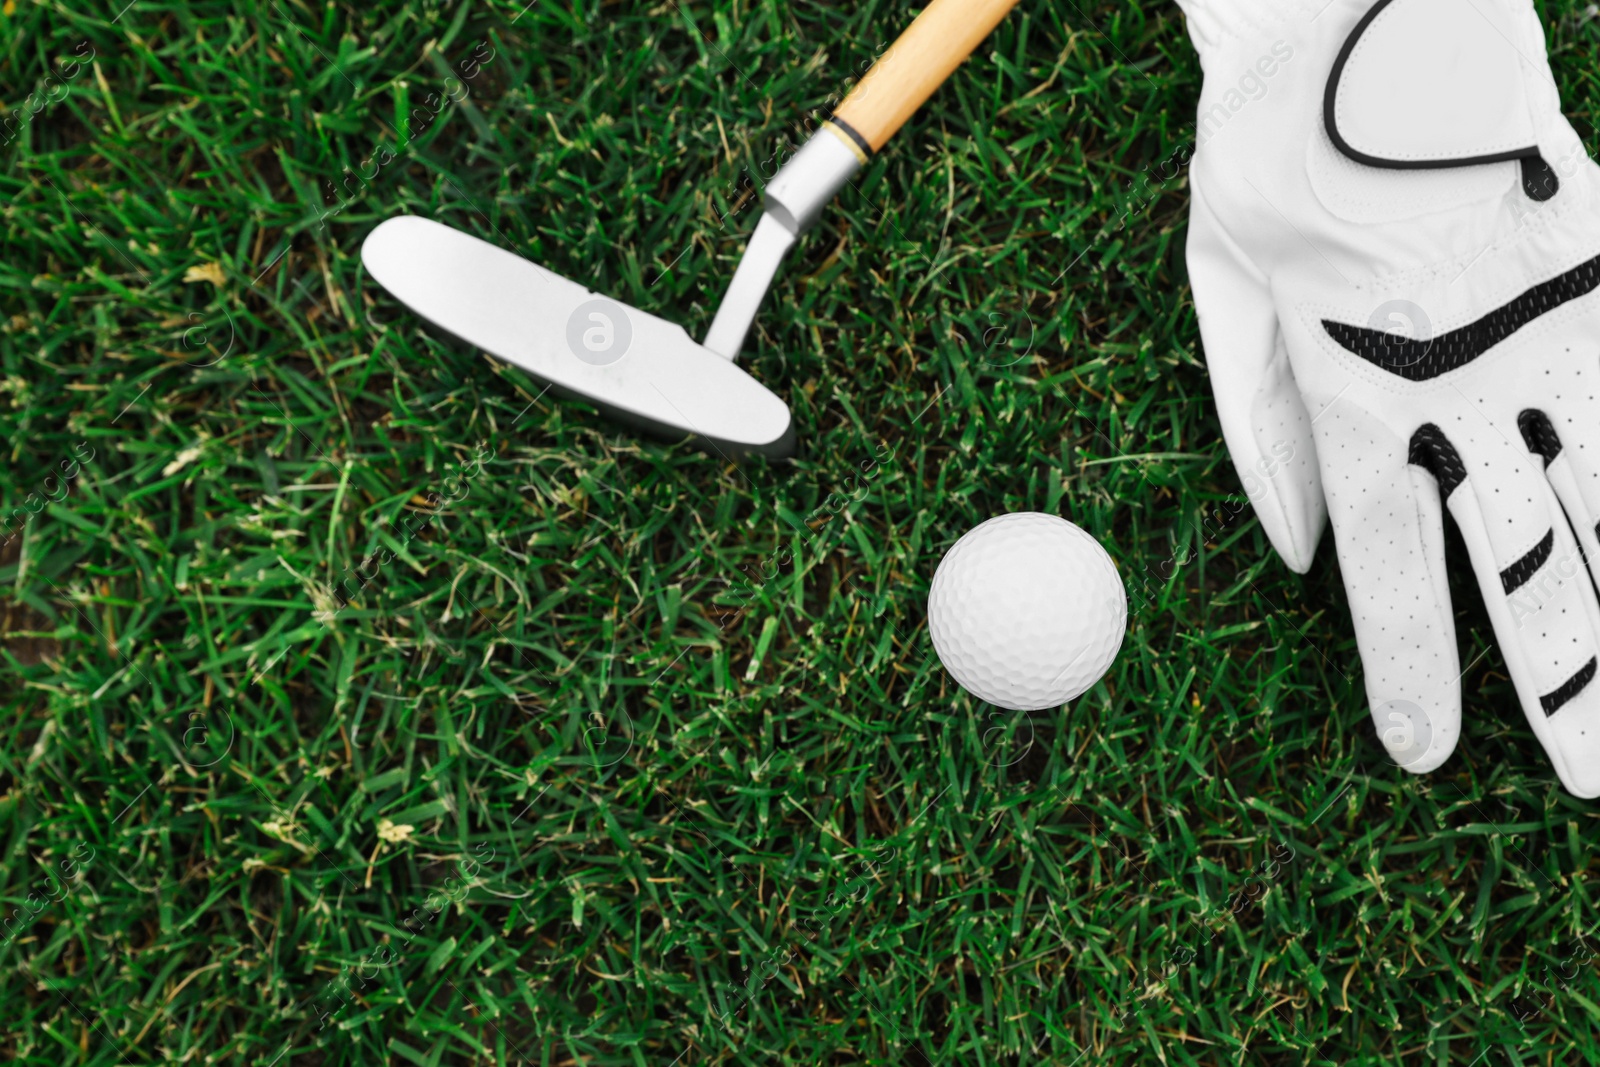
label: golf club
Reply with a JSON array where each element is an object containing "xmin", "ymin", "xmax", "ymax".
[{"xmin": 361, "ymin": 0, "xmax": 1020, "ymax": 458}]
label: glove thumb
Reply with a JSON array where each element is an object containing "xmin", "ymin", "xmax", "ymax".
[{"xmin": 1187, "ymin": 182, "xmax": 1326, "ymax": 573}]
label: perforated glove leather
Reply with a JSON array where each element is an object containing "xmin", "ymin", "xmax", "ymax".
[{"xmin": 1178, "ymin": 0, "xmax": 1600, "ymax": 796}]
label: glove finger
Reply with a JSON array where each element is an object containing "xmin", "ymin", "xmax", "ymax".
[
  {"xmin": 1317, "ymin": 405, "xmax": 1461, "ymax": 772},
  {"xmin": 1412, "ymin": 421, "xmax": 1600, "ymax": 798},
  {"xmin": 1513, "ymin": 408, "xmax": 1600, "ymax": 797}
]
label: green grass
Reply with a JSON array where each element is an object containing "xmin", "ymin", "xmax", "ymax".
[{"xmin": 1, "ymin": 0, "xmax": 1598, "ymax": 1063}]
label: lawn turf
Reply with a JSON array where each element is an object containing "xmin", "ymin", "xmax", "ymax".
[{"xmin": 1, "ymin": 0, "xmax": 1598, "ymax": 1064}]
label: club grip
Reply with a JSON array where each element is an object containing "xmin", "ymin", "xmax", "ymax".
[{"xmin": 831, "ymin": 0, "xmax": 1021, "ymax": 154}]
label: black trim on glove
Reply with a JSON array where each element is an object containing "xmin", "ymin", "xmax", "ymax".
[
  {"xmin": 1324, "ymin": 0, "xmax": 1558, "ymax": 202},
  {"xmin": 1324, "ymin": 253, "xmax": 1600, "ymax": 379}
]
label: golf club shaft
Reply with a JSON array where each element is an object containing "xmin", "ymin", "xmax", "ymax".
[
  {"xmin": 772, "ymin": 0, "xmax": 1025, "ymax": 226},
  {"xmin": 704, "ymin": 0, "xmax": 1022, "ymax": 359},
  {"xmin": 831, "ymin": 0, "xmax": 1023, "ymax": 154}
]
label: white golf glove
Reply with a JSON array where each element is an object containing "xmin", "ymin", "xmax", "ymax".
[{"xmin": 1178, "ymin": 0, "xmax": 1600, "ymax": 796}]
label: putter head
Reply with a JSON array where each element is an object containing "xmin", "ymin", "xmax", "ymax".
[{"xmin": 361, "ymin": 216, "xmax": 794, "ymax": 458}]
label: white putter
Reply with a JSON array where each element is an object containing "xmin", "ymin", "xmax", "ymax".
[{"xmin": 361, "ymin": 0, "xmax": 1020, "ymax": 457}]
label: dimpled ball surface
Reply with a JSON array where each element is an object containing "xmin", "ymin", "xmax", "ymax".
[{"xmin": 927, "ymin": 513, "xmax": 1126, "ymax": 711}]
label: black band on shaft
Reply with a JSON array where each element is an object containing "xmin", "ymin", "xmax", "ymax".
[{"xmin": 825, "ymin": 116, "xmax": 874, "ymax": 160}]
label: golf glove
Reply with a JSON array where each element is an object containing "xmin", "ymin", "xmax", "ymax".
[{"xmin": 1178, "ymin": 0, "xmax": 1600, "ymax": 796}]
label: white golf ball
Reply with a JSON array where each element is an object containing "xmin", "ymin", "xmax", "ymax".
[{"xmin": 927, "ymin": 512, "xmax": 1126, "ymax": 710}]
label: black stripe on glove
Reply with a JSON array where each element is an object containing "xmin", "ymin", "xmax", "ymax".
[
  {"xmin": 1518, "ymin": 409, "xmax": 1563, "ymax": 467},
  {"xmin": 1408, "ymin": 423, "xmax": 1467, "ymax": 496},
  {"xmin": 1500, "ymin": 529, "xmax": 1553, "ymax": 595},
  {"xmin": 1324, "ymin": 254, "xmax": 1600, "ymax": 380},
  {"xmin": 1543, "ymin": 658, "xmax": 1597, "ymax": 715}
]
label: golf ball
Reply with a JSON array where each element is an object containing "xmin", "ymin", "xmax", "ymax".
[{"xmin": 927, "ymin": 512, "xmax": 1126, "ymax": 710}]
